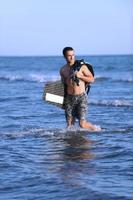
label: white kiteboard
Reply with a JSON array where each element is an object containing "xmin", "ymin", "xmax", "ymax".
[{"xmin": 43, "ymin": 80, "xmax": 65, "ymax": 108}]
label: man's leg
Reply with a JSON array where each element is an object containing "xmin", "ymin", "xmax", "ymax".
[
  {"xmin": 65, "ymin": 95, "xmax": 76, "ymax": 128},
  {"xmin": 78, "ymin": 94, "xmax": 101, "ymax": 131},
  {"xmin": 67, "ymin": 117, "xmax": 75, "ymax": 127}
]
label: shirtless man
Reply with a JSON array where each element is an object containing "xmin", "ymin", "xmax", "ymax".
[{"xmin": 60, "ymin": 47, "xmax": 98, "ymax": 131}]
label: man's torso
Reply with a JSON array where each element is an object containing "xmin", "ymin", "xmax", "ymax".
[{"xmin": 61, "ymin": 64, "xmax": 86, "ymax": 95}]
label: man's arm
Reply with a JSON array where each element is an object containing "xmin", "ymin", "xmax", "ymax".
[
  {"xmin": 75, "ymin": 65, "xmax": 94, "ymax": 83},
  {"xmin": 60, "ymin": 67, "xmax": 65, "ymax": 83}
]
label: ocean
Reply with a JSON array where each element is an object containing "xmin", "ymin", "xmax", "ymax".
[{"xmin": 0, "ymin": 55, "xmax": 133, "ymax": 200}]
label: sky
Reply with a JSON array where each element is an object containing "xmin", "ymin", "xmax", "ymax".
[{"xmin": 0, "ymin": 0, "xmax": 133, "ymax": 56}]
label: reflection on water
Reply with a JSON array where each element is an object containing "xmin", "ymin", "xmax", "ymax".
[
  {"xmin": 63, "ymin": 133, "xmax": 95, "ymax": 160},
  {"xmin": 52, "ymin": 133, "xmax": 96, "ymax": 188},
  {"xmin": 0, "ymin": 130, "xmax": 97, "ymax": 198}
]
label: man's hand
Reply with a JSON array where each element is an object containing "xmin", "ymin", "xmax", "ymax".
[{"xmin": 74, "ymin": 70, "xmax": 83, "ymax": 79}]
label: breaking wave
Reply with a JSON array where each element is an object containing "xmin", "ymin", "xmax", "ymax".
[
  {"xmin": 89, "ymin": 99, "xmax": 133, "ymax": 107},
  {"xmin": 0, "ymin": 74, "xmax": 132, "ymax": 83},
  {"xmin": 95, "ymin": 75, "xmax": 133, "ymax": 83},
  {"xmin": 0, "ymin": 73, "xmax": 60, "ymax": 83}
]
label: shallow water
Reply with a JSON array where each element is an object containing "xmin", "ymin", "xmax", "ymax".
[{"xmin": 0, "ymin": 55, "xmax": 133, "ymax": 199}]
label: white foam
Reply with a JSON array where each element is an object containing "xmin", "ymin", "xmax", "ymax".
[
  {"xmin": 3, "ymin": 128, "xmax": 55, "ymax": 138},
  {"xmin": 0, "ymin": 75, "xmax": 23, "ymax": 81},
  {"xmin": 0, "ymin": 73, "xmax": 60, "ymax": 83},
  {"xmin": 29, "ymin": 73, "xmax": 60, "ymax": 83},
  {"xmin": 90, "ymin": 99, "xmax": 133, "ymax": 107},
  {"xmin": 119, "ymin": 77, "xmax": 133, "ymax": 83}
]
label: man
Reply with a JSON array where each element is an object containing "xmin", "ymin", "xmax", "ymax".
[{"xmin": 60, "ymin": 47, "xmax": 99, "ymax": 131}]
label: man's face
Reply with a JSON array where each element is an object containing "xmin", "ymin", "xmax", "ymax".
[{"xmin": 65, "ymin": 50, "xmax": 75, "ymax": 65}]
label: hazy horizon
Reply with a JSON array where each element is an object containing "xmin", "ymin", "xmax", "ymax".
[{"xmin": 0, "ymin": 53, "xmax": 133, "ymax": 57}]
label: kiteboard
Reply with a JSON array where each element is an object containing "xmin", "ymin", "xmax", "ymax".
[{"xmin": 43, "ymin": 80, "xmax": 65, "ymax": 109}]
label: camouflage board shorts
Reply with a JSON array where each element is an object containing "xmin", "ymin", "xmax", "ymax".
[{"xmin": 64, "ymin": 93, "xmax": 88, "ymax": 121}]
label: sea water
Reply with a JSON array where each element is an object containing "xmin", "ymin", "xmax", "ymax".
[{"xmin": 0, "ymin": 55, "xmax": 133, "ymax": 200}]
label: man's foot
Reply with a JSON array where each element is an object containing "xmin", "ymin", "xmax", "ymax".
[{"xmin": 79, "ymin": 120, "xmax": 101, "ymax": 131}]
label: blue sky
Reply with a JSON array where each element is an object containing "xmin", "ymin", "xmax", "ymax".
[{"xmin": 0, "ymin": 0, "xmax": 133, "ymax": 55}]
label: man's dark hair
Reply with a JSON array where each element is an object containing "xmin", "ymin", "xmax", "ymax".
[{"xmin": 62, "ymin": 47, "xmax": 74, "ymax": 57}]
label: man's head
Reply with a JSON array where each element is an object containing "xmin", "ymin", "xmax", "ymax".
[{"xmin": 62, "ymin": 47, "xmax": 75, "ymax": 65}]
